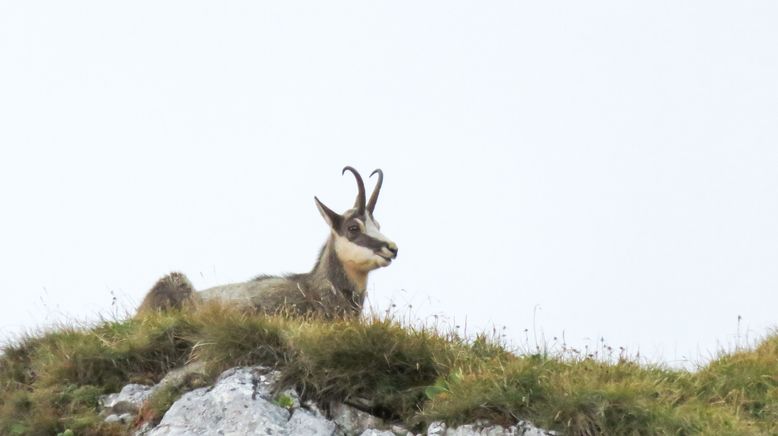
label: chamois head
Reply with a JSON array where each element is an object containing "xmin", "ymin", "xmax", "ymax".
[{"xmin": 315, "ymin": 166, "xmax": 398, "ymax": 273}]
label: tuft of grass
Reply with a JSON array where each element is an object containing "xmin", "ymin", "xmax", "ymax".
[
  {"xmin": 188, "ymin": 302, "xmax": 292, "ymax": 377},
  {"xmin": 694, "ymin": 333, "xmax": 778, "ymax": 433},
  {"xmin": 280, "ymin": 317, "xmax": 455, "ymax": 421},
  {"xmin": 0, "ymin": 311, "xmax": 197, "ymax": 435},
  {"xmin": 420, "ymin": 356, "xmax": 758, "ymax": 435},
  {"xmin": 274, "ymin": 393, "xmax": 295, "ymax": 409},
  {"xmin": 1, "ymin": 302, "xmax": 777, "ymax": 435}
]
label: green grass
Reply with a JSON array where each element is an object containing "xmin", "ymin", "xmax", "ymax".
[{"xmin": 1, "ymin": 303, "xmax": 776, "ymax": 435}]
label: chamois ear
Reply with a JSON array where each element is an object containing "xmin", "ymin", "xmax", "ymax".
[{"xmin": 314, "ymin": 196, "xmax": 342, "ymax": 230}]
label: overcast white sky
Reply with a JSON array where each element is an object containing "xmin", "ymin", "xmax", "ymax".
[{"xmin": 1, "ymin": 1, "xmax": 776, "ymax": 368}]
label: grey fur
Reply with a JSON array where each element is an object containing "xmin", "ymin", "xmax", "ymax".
[
  {"xmin": 196, "ymin": 235, "xmax": 365, "ymax": 318},
  {"xmin": 136, "ymin": 167, "xmax": 397, "ymax": 319}
]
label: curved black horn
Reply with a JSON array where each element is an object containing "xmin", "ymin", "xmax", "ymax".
[
  {"xmin": 367, "ymin": 169, "xmax": 383, "ymax": 214},
  {"xmin": 342, "ymin": 166, "xmax": 366, "ymax": 213}
]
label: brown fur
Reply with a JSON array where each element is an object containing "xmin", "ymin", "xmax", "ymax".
[
  {"xmin": 135, "ymin": 236, "xmax": 365, "ymax": 319},
  {"xmin": 195, "ymin": 232, "xmax": 369, "ymax": 319},
  {"xmin": 135, "ymin": 220, "xmax": 383, "ymax": 320},
  {"xmin": 135, "ymin": 272, "xmax": 196, "ymax": 316}
]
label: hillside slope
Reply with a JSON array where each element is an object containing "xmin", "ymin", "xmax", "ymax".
[{"xmin": 1, "ymin": 302, "xmax": 776, "ymax": 435}]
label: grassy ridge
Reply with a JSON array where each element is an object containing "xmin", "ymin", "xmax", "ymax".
[{"xmin": 0, "ymin": 303, "xmax": 776, "ymax": 435}]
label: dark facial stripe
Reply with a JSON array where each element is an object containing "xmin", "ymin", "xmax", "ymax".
[
  {"xmin": 351, "ymin": 232, "xmax": 388, "ymax": 252},
  {"xmin": 336, "ymin": 210, "xmax": 392, "ymax": 253}
]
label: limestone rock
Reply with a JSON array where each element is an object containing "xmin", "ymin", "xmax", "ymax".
[
  {"xmin": 359, "ymin": 430, "xmax": 396, "ymax": 436},
  {"xmin": 427, "ymin": 421, "xmax": 447, "ymax": 435},
  {"xmin": 426, "ymin": 420, "xmax": 557, "ymax": 436},
  {"xmin": 390, "ymin": 424, "xmax": 415, "ymax": 436},
  {"xmin": 100, "ymin": 383, "xmax": 155, "ymax": 415},
  {"xmin": 96, "ymin": 364, "xmax": 557, "ymax": 436},
  {"xmin": 104, "ymin": 413, "xmax": 135, "ymax": 424},
  {"xmin": 331, "ymin": 402, "xmax": 385, "ymax": 435},
  {"xmin": 288, "ymin": 408, "xmax": 337, "ymax": 435},
  {"xmin": 516, "ymin": 420, "xmax": 559, "ymax": 436},
  {"xmin": 145, "ymin": 367, "xmax": 288, "ymax": 435}
]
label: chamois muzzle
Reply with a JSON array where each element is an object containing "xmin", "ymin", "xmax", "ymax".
[{"xmin": 378, "ymin": 241, "xmax": 399, "ymax": 263}]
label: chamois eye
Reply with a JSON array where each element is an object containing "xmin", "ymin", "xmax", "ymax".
[{"xmin": 348, "ymin": 225, "xmax": 359, "ymax": 233}]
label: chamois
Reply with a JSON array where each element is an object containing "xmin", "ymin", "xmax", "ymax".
[{"xmin": 136, "ymin": 167, "xmax": 398, "ymax": 319}]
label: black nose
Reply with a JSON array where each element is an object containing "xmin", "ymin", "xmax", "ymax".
[{"xmin": 387, "ymin": 243, "xmax": 398, "ymax": 257}]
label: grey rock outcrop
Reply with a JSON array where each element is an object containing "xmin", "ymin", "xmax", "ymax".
[
  {"xmin": 99, "ymin": 365, "xmax": 556, "ymax": 436},
  {"xmin": 331, "ymin": 402, "xmax": 385, "ymax": 435},
  {"xmin": 288, "ymin": 409, "xmax": 337, "ymax": 435},
  {"xmin": 359, "ymin": 430, "xmax": 396, "ymax": 436},
  {"xmin": 100, "ymin": 383, "xmax": 156, "ymax": 414},
  {"xmin": 425, "ymin": 421, "xmax": 557, "ymax": 436},
  {"xmin": 99, "ymin": 383, "xmax": 157, "ymax": 425},
  {"xmin": 143, "ymin": 367, "xmax": 298, "ymax": 435}
]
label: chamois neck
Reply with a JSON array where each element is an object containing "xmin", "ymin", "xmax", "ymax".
[{"xmin": 312, "ymin": 235, "xmax": 368, "ymax": 294}]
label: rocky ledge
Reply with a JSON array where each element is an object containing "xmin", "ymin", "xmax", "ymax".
[{"xmin": 99, "ymin": 366, "xmax": 557, "ymax": 436}]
